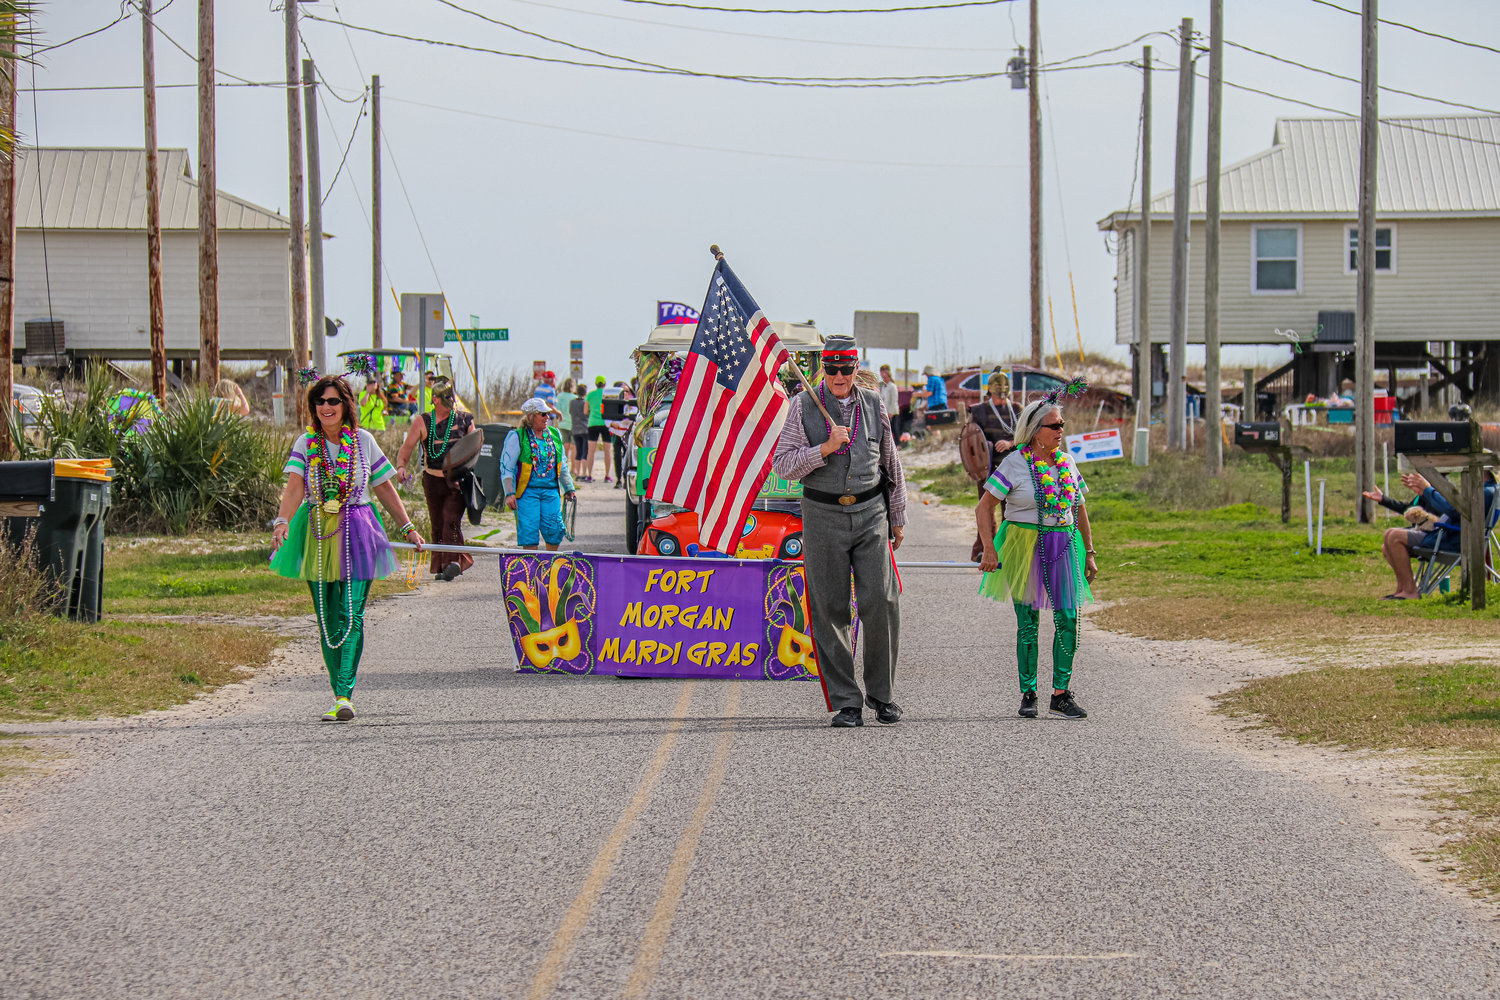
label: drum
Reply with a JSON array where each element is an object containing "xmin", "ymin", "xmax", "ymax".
[{"xmin": 443, "ymin": 426, "xmax": 485, "ymax": 479}]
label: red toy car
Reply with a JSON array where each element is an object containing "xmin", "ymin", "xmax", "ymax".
[{"xmin": 637, "ymin": 502, "xmax": 805, "ymax": 560}]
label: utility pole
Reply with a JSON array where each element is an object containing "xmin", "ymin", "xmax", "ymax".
[
  {"xmin": 1133, "ymin": 45, "xmax": 1152, "ymax": 466},
  {"xmin": 197, "ymin": 0, "xmax": 219, "ymax": 384},
  {"xmin": 1355, "ymin": 0, "xmax": 1379, "ymax": 521},
  {"xmin": 1204, "ymin": 0, "xmax": 1224, "ymax": 473},
  {"xmin": 303, "ymin": 58, "xmax": 326, "ymax": 376},
  {"xmin": 1167, "ymin": 16, "xmax": 1194, "ymax": 451},
  {"xmin": 370, "ymin": 74, "xmax": 382, "ymax": 350},
  {"xmin": 0, "ymin": 43, "xmax": 14, "ymax": 460},
  {"xmin": 142, "ymin": 0, "xmax": 167, "ymax": 400},
  {"xmin": 284, "ymin": 0, "xmax": 309, "ymax": 402},
  {"xmin": 1028, "ymin": 0, "xmax": 1042, "ymax": 368}
]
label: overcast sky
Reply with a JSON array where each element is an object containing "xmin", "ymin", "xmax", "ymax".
[{"xmin": 26, "ymin": 0, "xmax": 1500, "ymax": 386}]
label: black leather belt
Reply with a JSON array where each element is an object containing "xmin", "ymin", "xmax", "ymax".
[{"xmin": 802, "ymin": 484, "xmax": 883, "ymax": 507}]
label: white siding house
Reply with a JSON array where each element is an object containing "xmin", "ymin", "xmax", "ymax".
[
  {"xmin": 13, "ymin": 147, "xmax": 293, "ymax": 363},
  {"xmin": 1098, "ymin": 116, "xmax": 1500, "ymax": 403}
]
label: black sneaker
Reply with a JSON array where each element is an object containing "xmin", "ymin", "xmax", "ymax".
[
  {"xmin": 439, "ymin": 562, "xmax": 462, "ymax": 582},
  {"xmin": 1048, "ymin": 690, "xmax": 1087, "ymax": 719},
  {"xmin": 1018, "ymin": 691, "xmax": 1038, "ymax": 718},
  {"xmin": 864, "ymin": 696, "xmax": 903, "ymax": 725},
  {"xmin": 830, "ymin": 707, "xmax": 864, "ymax": 728}
]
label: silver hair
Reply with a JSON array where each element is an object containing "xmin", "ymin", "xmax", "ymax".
[{"xmin": 1013, "ymin": 399, "xmax": 1062, "ymax": 445}]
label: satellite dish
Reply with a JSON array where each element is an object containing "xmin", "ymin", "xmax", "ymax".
[{"xmin": 325, "ymin": 316, "xmax": 344, "ymax": 338}]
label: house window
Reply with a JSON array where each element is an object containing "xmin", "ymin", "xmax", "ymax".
[
  {"xmin": 1252, "ymin": 225, "xmax": 1301, "ymax": 294},
  {"xmin": 1346, "ymin": 225, "xmax": 1395, "ymax": 273}
]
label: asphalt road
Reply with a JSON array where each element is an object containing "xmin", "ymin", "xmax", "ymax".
[{"xmin": 2, "ymin": 478, "xmax": 1499, "ymax": 999}]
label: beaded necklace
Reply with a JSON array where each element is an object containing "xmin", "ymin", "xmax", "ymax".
[
  {"xmin": 306, "ymin": 425, "xmax": 356, "ymax": 513},
  {"xmin": 1021, "ymin": 443, "xmax": 1079, "ymax": 522},
  {"xmin": 817, "ymin": 382, "xmax": 861, "ymax": 456},
  {"xmin": 528, "ymin": 426, "xmax": 557, "ymax": 479},
  {"xmin": 306, "ymin": 428, "xmax": 364, "ymax": 649},
  {"xmin": 426, "ymin": 408, "xmax": 457, "ymax": 462}
]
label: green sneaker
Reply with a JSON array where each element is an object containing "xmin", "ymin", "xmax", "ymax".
[
  {"xmin": 320, "ymin": 703, "xmax": 342, "ymax": 721},
  {"xmin": 335, "ymin": 697, "xmax": 355, "ymax": 721}
]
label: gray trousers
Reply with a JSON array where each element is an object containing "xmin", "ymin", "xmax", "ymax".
[{"xmin": 801, "ymin": 499, "xmax": 900, "ymax": 711}]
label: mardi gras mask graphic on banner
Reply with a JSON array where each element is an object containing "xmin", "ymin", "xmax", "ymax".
[
  {"xmin": 762, "ymin": 565, "xmax": 820, "ymax": 681},
  {"xmin": 505, "ymin": 556, "xmax": 596, "ymax": 673}
]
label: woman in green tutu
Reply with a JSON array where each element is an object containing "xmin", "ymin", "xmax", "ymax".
[{"xmin": 270, "ymin": 366, "xmax": 425, "ymax": 721}]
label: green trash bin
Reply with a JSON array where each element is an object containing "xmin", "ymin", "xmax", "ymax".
[{"xmin": 1, "ymin": 458, "xmax": 113, "ymax": 622}]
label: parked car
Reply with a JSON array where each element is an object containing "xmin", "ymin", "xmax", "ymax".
[
  {"xmin": 899, "ymin": 367, "xmax": 1132, "ymax": 423},
  {"xmin": 12, "ymin": 383, "xmax": 43, "ymax": 427}
]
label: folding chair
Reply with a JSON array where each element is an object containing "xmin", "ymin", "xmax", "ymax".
[{"xmin": 1412, "ymin": 501, "xmax": 1500, "ymax": 596}]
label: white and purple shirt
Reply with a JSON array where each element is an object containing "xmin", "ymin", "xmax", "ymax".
[
  {"xmin": 984, "ymin": 448, "xmax": 1088, "ymax": 527},
  {"xmin": 284, "ymin": 428, "xmax": 396, "ymax": 506}
]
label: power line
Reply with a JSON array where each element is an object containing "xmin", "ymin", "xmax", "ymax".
[
  {"xmin": 610, "ymin": 0, "xmax": 1013, "ymax": 12},
  {"xmin": 481, "ymin": 0, "xmax": 1013, "ymax": 52},
  {"xmin": 35, "ymin": 4, "xmax": 131, "ymax": 55},
  {"xmin": 1041, "ymin": 30, "xmax": 1170, "ymax": 68},
  {"xmin": 385, "ymin": 93, "xmax": 1014, "ymax": 167},
  {"xmin": 21, "ymin": 81, "xmax": 286, "ymax": 92},
  {"xmin": 302, "ymin": 12, "xmax": 1002, "ymax": 86},
  {"xmin": 1304, "ymin": 0, "xmax": 1500, "ymax": 58},
  {"xmin": 1223, "ymin": 37, "xmax": 1500, "ymax": 116},
  {"xmin": 321, "ymin": 90, "xmax": 368, "ymax": 207}
]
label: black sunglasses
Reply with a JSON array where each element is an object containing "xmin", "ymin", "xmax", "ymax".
[
  {"xmin": 1040, "ymin": 420, "xmax": 1065, "ymax": 430},
  {"xmin": 824, "ymin": 364, "xmax": 857, "ymax": 376},
  {"xmin": 316, "ymin": 395, "xmax": 344, "ymax": 407}
]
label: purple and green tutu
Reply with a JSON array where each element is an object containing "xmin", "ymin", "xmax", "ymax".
[
  {"xmin": 269, "ymin": 502, "xmax": 400, "ymax": 582},
  {"xmin": 978, "ymin": 521, "xmax": 1092, "ymax": 612}
]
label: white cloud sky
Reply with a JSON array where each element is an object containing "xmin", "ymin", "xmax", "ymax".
[{"xmin": 25, "ymin": 0, "xmax": 1500, "ymax": 386}]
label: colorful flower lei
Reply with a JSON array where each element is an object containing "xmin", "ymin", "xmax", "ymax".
[
  {"xmin": 1021, "ymin": 443, "xmax": 1079, "ymax": 521},
  {"xmin": 307, "ymin": 424, "xmax": 357, "ymax": 506}
]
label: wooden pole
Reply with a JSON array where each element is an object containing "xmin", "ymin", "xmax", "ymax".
[
  {"xmin": 1027, "ymin": 0, "xmax": 1042, "ymax": 368},
  {"xmin": 1355, "ymin": 0, "xmax": 1379, "ymax": 522},
  {"xmin": 370, "ymin": 74, "xmax": 382, "ymax": 350},
  {"xmin": 0, "ymin": 41, "xmax": 14, "ymax": 460},
  {"xmin": 142, "ymin": 0, "xmax": 167, "ymax": 400},
  {"xmin": 303, "ymin": 58, "xmax": 326, "ymax": 376},
  {"xmin": 1204, "ymin": 0, "xmax": 1224, "ymax": 473},
  {"xmin": 284, "ymin": 0, "xmax": 309, "ymax": 418},
  {"xmin": 1133, "ymin": 45, "xmax": 1152, "ymax": 465},
  {"xmin": 197, "ymin": 0, "xmax": 219, "ymax": 384},
  {"xmin": 1167, "ymin": 17, "xmax": 1194, "ymax": 451}
]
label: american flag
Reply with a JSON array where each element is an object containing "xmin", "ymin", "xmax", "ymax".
[{"xmin": 650, "ymin": 259, "xmax": 791, "ymax": 554}]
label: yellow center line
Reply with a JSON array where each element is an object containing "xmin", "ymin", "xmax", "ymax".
[
  {"xmin": 621, "ymin": 683, "xmax": 742, "ymax": 1000},
  {"xmin": 524, "ymin": 682, "xmax": 698, "ymax": 1000},
  {"xmin": 879, "ymin": 951, "xmax": 1143, "ymax": 961}
]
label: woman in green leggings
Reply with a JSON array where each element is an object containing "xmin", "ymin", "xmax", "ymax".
[{"xmin": 975, "ymin": 385, "xmax": 1098, "ymax": 719}]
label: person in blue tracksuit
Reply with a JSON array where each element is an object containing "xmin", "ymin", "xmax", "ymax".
[{"xmin": 500, "ymin": 398, "xmax": 577, "ymax": 551}]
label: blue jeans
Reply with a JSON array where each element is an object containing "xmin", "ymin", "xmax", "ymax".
[{"xmin": 517, "ymin": 485, "xmax": 564, "ymax": 546}]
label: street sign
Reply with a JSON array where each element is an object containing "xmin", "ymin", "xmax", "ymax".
[
  {"xmin": 533, "ymin": 360, "xmax": 547, "ymax": 379},
  {"xmin": 569, "ymin": 339, "xmax": 583, "ymax": 360},
  {"xmin": 853, "ymin": 311, "xmax": 919, "ymax": 350},
  {"xmin": 445, "ymin": 328, "xmax": 509, "ymax": 342}
]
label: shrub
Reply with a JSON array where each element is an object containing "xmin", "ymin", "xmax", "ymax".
[{"xmin": 0, "ymin": 527, "xmax": 57, "ymax": 635}]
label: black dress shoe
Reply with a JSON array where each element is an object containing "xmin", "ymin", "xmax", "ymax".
[
  {"xmin": 830, "ymin": 707, "xmax": 864, "ymax": 728},
  {"xmin": 864, "ymin": 696, "xmax": 903, "ymax": 725},
  {"xmin": 1018, "ymin": 691, "xmax": 1038, "ymax": 718}
]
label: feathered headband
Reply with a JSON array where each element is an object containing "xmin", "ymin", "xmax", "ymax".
[
  {"xmin": 297, "ymin": 353, "xmax": 377, "ymax": 387},
  {"xmin": 1042, "ymin": 376, "xmax": 1089, "ymax": 407}
]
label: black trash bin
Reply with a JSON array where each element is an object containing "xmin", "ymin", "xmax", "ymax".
[
  {"xmin": 1, "ymin": 458, "xmax": 113, "ymax": 622},
  {"xmin": 475, "ymin": 423, "xmax": 512, "ymax": 508}
]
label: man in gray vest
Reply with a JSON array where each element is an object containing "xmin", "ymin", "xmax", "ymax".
[{"xmin": 773, "ymin": 334, "xmax": 908, "ymax": 727}]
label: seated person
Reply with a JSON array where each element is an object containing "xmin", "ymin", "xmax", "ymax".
[
  {"xmin": 385, "ymin": 372, "xmax": 415, "ymax": 416},
  {"xmin": 1329, "ymin": 378, "xmax": 1356, "ymax": 408},
  {"xmin": 211, "ymin": 378, "xmax": 251, "ymax": 418},
  {"xmin": 912, "ymin": 365, "xmax": 948, "ymax": 413},
  {"xmin": 1373, "ymin": 470, "xmax": 1497, "ymax": 600}
]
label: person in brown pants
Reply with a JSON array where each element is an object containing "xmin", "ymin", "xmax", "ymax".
[{"xmin": 396, "ymin": 377, "xmax": 475, "ymax": 581}]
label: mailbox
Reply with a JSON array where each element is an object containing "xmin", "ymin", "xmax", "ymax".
[
  {"xmin": 1234, "ymin": 422, "xmax": 1283, "ymax": 447},
  {"xmin": 1394, "ymin": 421, "xmax": 1473, "ymax": 455}
]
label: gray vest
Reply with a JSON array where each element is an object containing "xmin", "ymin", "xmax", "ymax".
[{"xmin": 800, "ymin": 386, "xmax": 883, "ymax": 497}]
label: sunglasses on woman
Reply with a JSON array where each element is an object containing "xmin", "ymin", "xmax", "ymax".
[
  {"xmin": 317, "ymin": 396, "xmax": 344, "ymax": 407},
  {"xmin": 824, "ymin": 364, "xmax": 857, "ymax": 376},
  {"xmin": 1040, "ymin": 420, "xmax": 1065, "ymax": 431}
]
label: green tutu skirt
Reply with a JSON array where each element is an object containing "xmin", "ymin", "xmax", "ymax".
[
  {"xmin": 978, "ymin": 521, "xmax": 1092, "ymax": 612},
  {"xmin": 269, "ymin": 502, "xmax": 400, "ymax": 582}
]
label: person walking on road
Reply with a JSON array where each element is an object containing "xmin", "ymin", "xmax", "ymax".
[
  {"xmin": 976, "ymin": 384, "xmax": 1097, "ymax": 720},
  {"xmin": 966, "ymin": 370, "xmax": 1018, "ymax": 562},
  {"xmin": 585, "ymin": 375, "xmax": 613, "ymax": 483},
  {"xmin": 396, "ymin": 376, "xmax": 475, "ymax": 582},
  {"xmin": 500, "ymin": 398, "xmax": 577, "ymax": 551},
  {"xmin": 556, "ymin": 377, "xmax": 578, "ymax": 467},
  {"xmin": 773, "ymin": 333, "xmax": 907, "ymax": 728},
  {"xmin": 270, "ymin": 368, "xmax": 425, "ymax": 721},
  {"xmin": 569, "ymin": 389, "xmax": 591, "ymax": 482}
]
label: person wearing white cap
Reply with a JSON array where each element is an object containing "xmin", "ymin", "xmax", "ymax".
[{"xmin": 501, "ymin": 398, "xmax": 577, "ymax": 550}]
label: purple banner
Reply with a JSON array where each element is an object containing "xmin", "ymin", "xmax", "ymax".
[
  {"xmin": 503, "ymin": 553, "xmax": 820, "ymax": 681},
  {"xmin": 656, "ymin": 300, "xmax": 700, "ymax": 326}
]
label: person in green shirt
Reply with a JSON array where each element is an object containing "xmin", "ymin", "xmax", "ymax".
[
  {"xmin": 555, "ymin": 377, "xmax": 578, "ymax": 469},
  {"xmin": 358, "ymin": 376, "xmax": 388, "ymax": 431},
  {"xmin": 585, "ymin": 375, "xmax": 612, "ymax": 483}
]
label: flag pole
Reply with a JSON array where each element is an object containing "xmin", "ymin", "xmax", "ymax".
[{"xmin": 709, "ymin": 244, "xmax": 836, "ymax": 426}]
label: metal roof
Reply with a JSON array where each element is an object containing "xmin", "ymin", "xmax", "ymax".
[
  {"xmin": 14, "ymin": 147, "xmax": 290, "ymax": 231},
  {"xmin": 1099, "ymin": 116, "xmax": 1500, "ymax": 227}
]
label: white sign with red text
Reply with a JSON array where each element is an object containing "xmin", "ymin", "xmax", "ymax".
[{"xmin": 1066, "ymin": 428, "xmax": 1124, "ymax": 463}]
